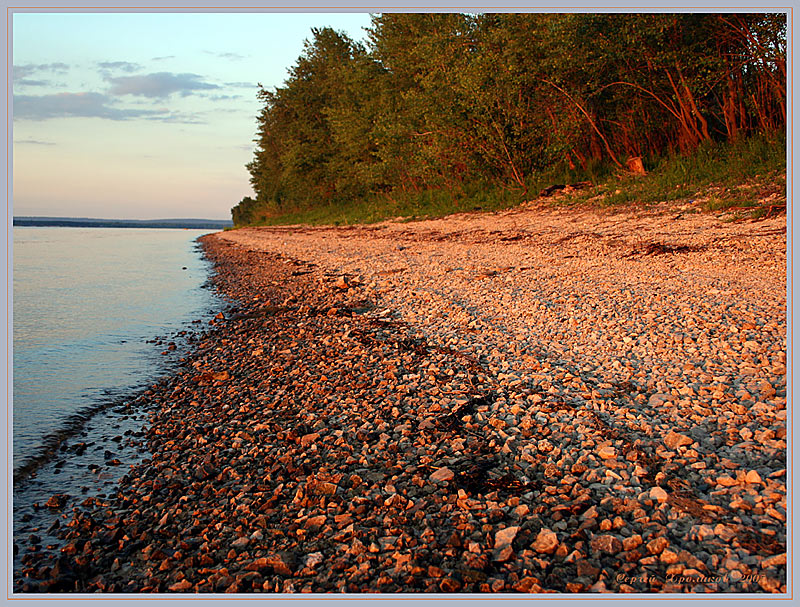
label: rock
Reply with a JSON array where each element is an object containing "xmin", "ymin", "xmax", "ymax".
[
  {"xmin": 745, "ymin": 470, "xmax": 762, "ymax": 484},
  {"xmin": 577, "ymin": 560, "xmax": 600, "ymax": 578},
  {"xmin": 648, "ymin": 393, "xmax": 672, "ymax": 407},
  {"xmin": 664, "ymin": 431, "xmax": 692, "ymax": 449},
  {"xmin": 439, "ymin": 577, "xmax": 462, "ymax": 592},
  {"xmin": 590, "ymin": 534, "xmax": 622, "ymax": 555},
  {"xmin": 313, "ymin": 481, "xmax": 338, "ymax": 496},
  {"xmin": 231, "ymin": 537, "xmax": 250, "ymax": 549},
  {"xmin": 713, "ymin": 524, "xmax": 736, "ymax": 542},
  {"xmin": 622, "ymin": 535, "xmax": 643, "ymax": 551},
  {"xmin": 168, "ymin": 579, "xmax": 193, "ymax": 591},
  {"xmin": 761, "ymin": 553, "xmax": 786, "ymax": 569},
  {"xmin": 265, "ymin": 554, "xmax": 294, "ymax": 576},
  {"xmin": 492, "ymin": 545, "xmax": 514, "ymax": 562},
  {"xmin": 531, "ymin": 529, "xmax": 559, "ymax": 554},
  {"xmin": 647, "ymin": 536, "xmax": 669, "ymax": 555},
  {"xmin": 430, "ymin": 467, "xmax": 454, "ymax": 482},
  {"xmin": 597, "ymin": 446, "xmax": 616, "ymax": 460},
  {"xmin": 650, "ymin": 486, "xmax": 669, "ymax": 503},
  {"xmin": 513, "ymin": 577, "xmax": 542, "ymax": 593},
  {"xmin": 758, "ymin": 576, "xmax": 781, "ymax": 593},
  {"xmin": 494, "ymin": 526, "xmax": 520, "ymax": 548},
  {"xmin": 300, "ymin": 432, "xmax": 320, "ymax": 447},
  {"xmin": 45, "ymin": 494, "xmax": 68, "ymax": 509}
]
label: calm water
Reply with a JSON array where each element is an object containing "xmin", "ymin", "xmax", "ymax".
[{"xmin": 12, "ymin": 227, "xmax": 221, "ymax": 470}]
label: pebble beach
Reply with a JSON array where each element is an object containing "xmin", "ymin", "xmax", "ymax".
[{"xmin": 15, "ymin": 201, "xmax": 787, "ymax": 594}]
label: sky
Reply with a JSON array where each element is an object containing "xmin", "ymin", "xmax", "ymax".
[{"xmin": 11, "ymin": 12, "xmax": 374, "ymax": 220}]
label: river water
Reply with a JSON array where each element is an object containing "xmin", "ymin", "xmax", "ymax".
[{"xmin": 12, "ymin": 227, "xmax": 224, "ymax": 580}]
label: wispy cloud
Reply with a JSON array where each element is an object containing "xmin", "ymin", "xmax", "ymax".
[
  {"xmin": 15, "ymin": 138, "xmax": 56, "ymax": 146},
  {"xmin": 106, "ymin": 72, "xmax": 220, "ymax": 98},
  {"xmin": 98, "ymin": 61, "xmax": 142, "ymax": 73},
  {"xmin": 13, "ymin": 92, "xmax": 204, "ymax": 124},
  {"xmin": 204, "ymin": 50, "xmax": 247, "ymax": 61},
  {"xmin": 14, "ymin": 63, "xmax": 70, "ymax": 87},
  {"xmin": 224, "ymin": 81, "xmax": 257, "ymax": 89},
  {"xmin": 14, "ymin": 92, "xmax": 164, "ymax": 121},
  {"xmin": 208, "ymin": 94, "xmax": 243, "ymax": 101}
]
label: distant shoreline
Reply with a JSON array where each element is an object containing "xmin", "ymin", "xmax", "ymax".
[{"xmin": 13, "ymin": 217, "xmax": 233, "ymax": 230}]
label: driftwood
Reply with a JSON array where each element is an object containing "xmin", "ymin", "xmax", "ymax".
[{"xmin": 538, "ymin": 181, "xmax": 592, "ymax": 198}]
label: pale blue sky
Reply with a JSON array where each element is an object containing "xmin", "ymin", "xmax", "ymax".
[{"xmin": 12, "ymin": 12, "xmax": 374, "ymax": 219}]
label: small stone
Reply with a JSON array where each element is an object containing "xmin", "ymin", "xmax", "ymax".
[
  {"xmin": 646, "ymin": 536, "xmax": 668, "ymax": 555},
  {"xmin": 439, "ymin": 577, "xmax": 462, "ymax": 592},
  {"xmin": 577, "ymin": 560, "xmax": 600, "ymax": 579},
  {"xmin": 304, "ymin": 552, "xmax": 324, "ymax": 568},
  {"xmin": 45, "ymin": 494, "xmax": 68, "ymax": 509},
  {"xmin": 648, "ymin": 393, "xmax": 671, "ymax": 407},
  {"xmin": 745, "ymin": 470, "xmax": 762, "ymax": 484},
  {"xmin": 650, "ymin": 487, "xmax": 668, "ymax": 503},
  {"xmin": 713, "ymin": 524, "xmax": 735, "ymax": 542},
  {"xmin": 758, "ymin": 576, "xmax": 781, "ymax": 593},
  {"xmin": 531, "ymin": 528, "xmax": 559, "ymax": 554},
  {"xmin": 597, "ymin": 446, "xmax": 616, "ymax": 460},
  {"xmin": 761, "ymin": 553, "xmax": 786, "ymax": 569},
  {"xmin": 664, "ymin": 431, "xmax": 692, "ymax": 449},
  {"xmin": 231, "ymin": 537, "xmax": 250, "ymax": 549},
  {"xmin": 716, "ymin": 476, "xmax": 738, "ymax": 487},
  {"xmin": 430, "ymin": 467, "xmax": 454, "ymax": 482},
  {"xmin": 494, "ymin": 526, "xmax": 520, "ymax": 548},
  {"xmin": 312, "ymin": 481, "xmax": 338, "ymax": 496},
  {"xmin": 168, "ymin": 579, "xmax": 192, "ymax": 591},
  {"xmin": 265, "ymin": 554, "xmax": 293, "ymax": 576},
  {"xmin": 513, "ymin": 577, "xmax": 542, "ymax": 593},
  {"xmin": 300, "ymin": 432, "xmax": 320, "ymax": 447},
  {"xmin": 590, "ymin": 534, "xmax": 622, "ymax": 555},
  {"xmin": 622, "ymin": 535, "xmax": 642, "ymax": 551},
  {"xmin": 492, "ymin": 545, "xmax": 514, "ymax": 562}
]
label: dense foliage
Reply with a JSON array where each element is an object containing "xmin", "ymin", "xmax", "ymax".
[{"xmin": 233, "ymin": 13, "xmax": 786, "ymax": 226}]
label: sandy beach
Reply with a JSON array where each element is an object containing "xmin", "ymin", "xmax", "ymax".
[{"xmin": 16, "ymin": 202, "xmax": 787, "ymax": 594}]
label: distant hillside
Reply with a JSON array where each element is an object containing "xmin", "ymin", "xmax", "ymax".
[{"xmin": 13, "ymin": 217, "xmax": 233, "ymax": 229}]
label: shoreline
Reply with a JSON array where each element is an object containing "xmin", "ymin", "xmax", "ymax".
[{"xmin": 14, "ymin": 203, "xmax": 787, "ymax": 594}]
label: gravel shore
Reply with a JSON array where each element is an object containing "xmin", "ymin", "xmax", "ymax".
[{"xmin": 16, "ymin": 202, "xmax": 787, "ymax": 594}]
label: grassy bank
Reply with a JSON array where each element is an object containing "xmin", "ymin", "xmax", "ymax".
[{"xmin": 236, "ymin": 132, "xmax": 786, "ymax": 227}]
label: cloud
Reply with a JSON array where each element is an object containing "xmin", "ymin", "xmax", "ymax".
[
  {"xmin": 13, "ymin": 63, "xmax": 70, "ymax": 86},
  {"xmin": 204, "ymin": 51, "xmax": 247, "ymax": 61},
  {"xmin": 15, "ymin": 78, "xmax": 49, "ymax": 87},
  {"xmin": 15, "ymin": 139, "xmax": 56, "ymax": 145},
  {"xmin": 152, "ymin": 55, "xmax": 175, "ymax": 61},
  {"xmin": 106, "ymin": 72, "xmax": 220, "ymax": 98},
  {"xmin": 225, "ymin": 81, "xmax": 258, "ymax": 89},
  {"xmin": 98, "ymin": 61, "xmax": 142, "ymax": 73},
  {"xmin": 11, "ymin": 92, "xmax": 203, "ymax": 122},
  {"xmin": 208, "ymin": 94, "xmax": 243, "ymax": 101}
]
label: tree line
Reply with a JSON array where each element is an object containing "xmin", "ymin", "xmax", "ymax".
[{"xmin": 233, "ymin": 13, "xmax": 786, "ymax": 225}]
